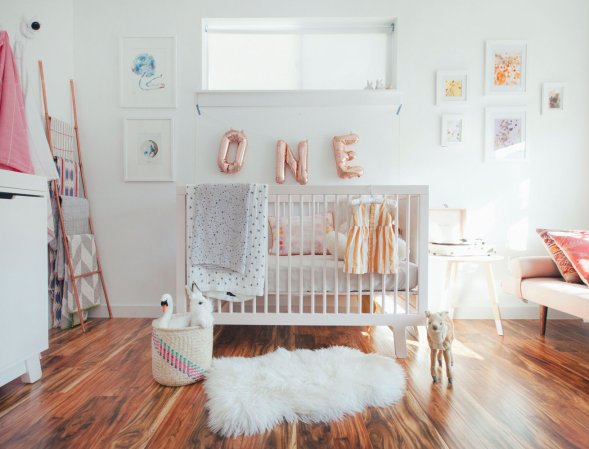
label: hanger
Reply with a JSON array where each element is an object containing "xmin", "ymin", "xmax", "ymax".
[{"xmin": 348, "ymin": 194, "xmax": 397, "ymax": 207}]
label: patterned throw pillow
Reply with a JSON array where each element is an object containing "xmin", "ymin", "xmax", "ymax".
[
  {"xmin": 536, "ymin": 228, "xmax": 582, "ymax": 283},
  {"xmin": 548, "ymin": 230, "xmax": 589, "ymax": 287},
  {"xmin": 268, "ymin": 214, "xmax": 334, "ymax": 255}
]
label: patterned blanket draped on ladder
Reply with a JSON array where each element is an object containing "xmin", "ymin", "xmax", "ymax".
[{"xmin": 40, "ymin": 60, "xmax": 112, "ymax": 332}]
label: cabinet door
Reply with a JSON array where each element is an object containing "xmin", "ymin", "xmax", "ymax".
[{"xmin": 0, "ymin": 193, "xmax": 48, "ymax": 368}]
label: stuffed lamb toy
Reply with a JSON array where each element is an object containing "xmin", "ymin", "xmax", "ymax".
[{"xmin": 185, "ymin": 283, "xmax": 214, "ymax": 328}]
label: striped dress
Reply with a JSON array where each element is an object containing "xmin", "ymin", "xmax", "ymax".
[{"xmin": 344, "ymin": 203, "xmax": 397, "ymax": 274}]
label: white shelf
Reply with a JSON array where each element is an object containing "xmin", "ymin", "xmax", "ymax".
[{"xmin": 195, "ymin": 90, "xmax": 403, "ymax": 108}]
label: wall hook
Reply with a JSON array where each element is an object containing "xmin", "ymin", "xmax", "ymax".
[{"xmin": 20, "ymin": 17, "xmax": 41, "ymax": 39}]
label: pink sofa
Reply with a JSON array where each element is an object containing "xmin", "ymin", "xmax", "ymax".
[{"xmin": 502, "ymin": 256, "xmax": 589, "ymax": 335}]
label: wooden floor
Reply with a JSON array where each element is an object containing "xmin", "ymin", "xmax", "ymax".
[{"xmin": 1, "ymin": 319, "xmax": 588, "ymax": 449}]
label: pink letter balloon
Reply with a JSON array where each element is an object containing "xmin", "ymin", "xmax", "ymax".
[
  {"xmin": 217, "ymin": 129, "xmax": 248, "ymax": 174},
  {"xmin": 332, "ymin": 133, "xmax": 364, "ymax": 179},
  {"xmin": 275, "ymin": 139, "xmax": 309, "ymax": 185}
]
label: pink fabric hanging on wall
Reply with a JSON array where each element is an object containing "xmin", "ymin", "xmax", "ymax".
[{"xmin": 0, "ymin": 31, "xmax": 33, "ymax": 174}]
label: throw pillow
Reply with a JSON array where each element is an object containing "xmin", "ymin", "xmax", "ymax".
[
  {"xmin": 548, "ymin": 230, "xmax": 589, "ymax": 286},
  {"xmin": 536, "ymin": 228, "xmax": 582, "ymax": 283},
  {"xmin": 268, "ymin": 214, "xmax": 334, "ymax": 255}
]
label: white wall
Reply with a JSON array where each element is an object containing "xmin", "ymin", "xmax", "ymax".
[
  {"xmin": 0, "ymin": 0, "xmax": 74, "ymax": 121},
  {"xmin": 13, "ymin": 0, "xmax": 587, "ymax": 318}
]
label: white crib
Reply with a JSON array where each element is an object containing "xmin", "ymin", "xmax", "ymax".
[{"xmin": 176, "ymin": 185, "xmax": 428, "ymax": 357}]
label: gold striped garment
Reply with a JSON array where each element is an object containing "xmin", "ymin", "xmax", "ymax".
[{"xmin": 344, "ymin": 202, "xmax": 397, "ymax": 274}]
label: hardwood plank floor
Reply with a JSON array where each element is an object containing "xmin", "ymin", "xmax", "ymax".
[{"xmin": 1, "ymin": 319, "xmax": 588, "ymax": 449}]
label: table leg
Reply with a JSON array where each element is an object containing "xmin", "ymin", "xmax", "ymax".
[
  {"xmin": 447, "ymin": 262, "xmax": 458, "ymax": 318},
  {"xmin": 484, "ymin": 262, "xmax": 504, "ymax": 336}
]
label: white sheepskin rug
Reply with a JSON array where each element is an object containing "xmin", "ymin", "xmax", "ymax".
[{"xmin": 204, "ymin": 346, "xmax": 406, "ymax": 437}]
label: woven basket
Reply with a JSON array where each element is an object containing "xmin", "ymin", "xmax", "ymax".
[{"xmin": 151, "ymin": 313, "xmax": 213, "ymax": 386}]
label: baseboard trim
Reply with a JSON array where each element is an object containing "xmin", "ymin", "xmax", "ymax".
[
  {"xmin": 453, "ymin": 305, "xmax": 577, "ymax": 320},
  {"xmin": 90, "ymin": 305, "xmax": 161, "ymax": 318},
  {"xmin": 90, "ymin": 304, "xmax": 578, "ymax": 320}
]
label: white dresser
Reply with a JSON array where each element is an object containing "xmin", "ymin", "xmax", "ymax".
[{"xmin": 0, "ymin": 170, "xmax": 48, "ymax": 386}]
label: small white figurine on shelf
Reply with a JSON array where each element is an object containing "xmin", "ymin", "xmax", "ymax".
[
  {"xmin": 364, "ymin": 80, "xmax": 374, "ymax": 90},
  {"xmin": 375, "ymin": 79, "xmax": 385, "ymax": 89},
  {"xmin": 186, "ymin": 283, "xmax": 214, "ymax": 328}
]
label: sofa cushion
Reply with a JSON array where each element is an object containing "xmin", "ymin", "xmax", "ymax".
[
  {"xmin": 549, "ymin": 230, "xmax": 589, "ymax": 287},
  {"xmin": 520, "ymin": 277, "xmax": 589, "ymax": 320},
  {"xmin": 508, "ymin": 256, "xmax": 560, "ymax": 280},
  {"xmin": 536, "ymin": 229, "xmax": 582, "ymax": 283}
]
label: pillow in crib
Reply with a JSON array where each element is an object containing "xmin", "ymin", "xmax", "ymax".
[
  {"xmin": 268, "ymin": 214, "xmax": 333, "ymax": 255},
  {"xmin": 326, "ymin": 231, "xmax": 347, "ymax": 259},
  {"xmin": 397, "ymin": 238, "xmax": 407, "ymax": 262}
]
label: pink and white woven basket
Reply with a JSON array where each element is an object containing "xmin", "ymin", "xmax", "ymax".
[{"xmin": 151, "ymin": 313, "xmax": 213, "ymax": 386}]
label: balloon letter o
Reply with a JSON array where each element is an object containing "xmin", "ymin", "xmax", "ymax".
[{"xmin": 217, "ymin": 129, "xmax": 248, "ymax": 174}]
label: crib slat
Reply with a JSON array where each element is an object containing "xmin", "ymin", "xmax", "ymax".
[
  {"xmin": 288, "ymin": 195, "xmax": 292, "ymax": 314},
  {"xmin": 275, "ymin": 196, "xmax": 280, "ymax": 313},
  {"xmin": 394, "ymin": 194, "xmax": 399, "ymax": 315},
  {"xmin": 405, "ymin": 195, "xmax": 411, "ymax": 314},
  {"xmin": 323, "ymin": 195, "xmax": 327, "ymax": 314},
  {"xmin": 369, "ymin": 272, "xmax": 374, "ymax": 315},
  {"xmin": 358, "ymin": 274, "xmax": 364, "ymax": 312},
  {"xmin": 346, "ymin": 195, "xmax": 351, "ymax": 314},
  {"xmin": 381, "ymin": 273, "xmax": 385, "ymax": 314},
  {"xmin": 300, "ymin": 194, "xmax": 304, "ymax": 314},
  {"xmin": 311, "ymin": 196, "xmax": 316, "ymax": 314},
  {"xmin": 334, "ymin": 195, "xmax": 339, "ymax": 314}
]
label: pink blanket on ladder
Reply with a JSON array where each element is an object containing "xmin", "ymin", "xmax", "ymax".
[{"xmin": 0, "ymin": 31, "xmax": 32, "ymax": 174}]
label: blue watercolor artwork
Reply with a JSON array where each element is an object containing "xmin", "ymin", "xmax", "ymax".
[
  {"xmin": 131, "ymin": 53, "xmax": 165, "ymax": 91},
  {"xmin": 140, "ymin": 139, "xmax": 159, "ymax": 159}
]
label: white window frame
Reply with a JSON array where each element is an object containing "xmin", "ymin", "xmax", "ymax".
[{"xmin": 201, "ymin": 17, "xmax": 398, "ymax": 91}]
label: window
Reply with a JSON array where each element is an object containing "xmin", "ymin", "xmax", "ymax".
[{"xmin": 202, "ymin": 18, "xmax": 396, "ymax": 91}]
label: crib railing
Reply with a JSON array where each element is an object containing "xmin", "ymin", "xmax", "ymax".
[{"xmin": 176, "ymin": 185, "xmax": 428, "ymax": 355}]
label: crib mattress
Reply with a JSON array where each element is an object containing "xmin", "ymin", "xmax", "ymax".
[{"xmin": 265, "ymin": 255, "xmax": 418, "ymax": 294}]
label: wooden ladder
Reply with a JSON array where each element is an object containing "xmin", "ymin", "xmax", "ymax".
[{"xmin": 39, "ymin": 61, "xmax": 113, "ymax": 332}]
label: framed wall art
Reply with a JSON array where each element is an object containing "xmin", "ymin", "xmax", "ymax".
[
  {"xmin": 484, "ymin": 108, "xmax": 527, "ymax": 161},
  {"xmin": 436, "ymin": 71, "xmax": 467, "ymax": 105},
  {"xmin": 542, "ymin": 82, "xmax": 565, "ymax": 113},
  {"xmin": 485, "ymin": 41, "xmax": 527, "ymax": 94},
  {"xmin": 441, "ymin": 114, "xmax": 464, "ymax": 147},
  {"xmin": 124, "ymin": 118, "xmax": 174, "ymax": 181},
  {"xmin": 120, "ymin": 36, "xmax": 177, "ymax": 108}
]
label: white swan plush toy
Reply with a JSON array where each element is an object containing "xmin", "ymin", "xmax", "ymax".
[
  {"xmin": 158, "ymin": 293, "xmax": 174, "ymax": 328},
  {"xmin": 185, "ymin": 283, "xmax": 214, "ymax": 328},
  {"xmin": 157, "ymin": 294, "xmax": 191, "ymax": 329}
]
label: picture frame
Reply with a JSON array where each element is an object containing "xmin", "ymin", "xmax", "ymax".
[
  {"xmin": 436, "ymin": 71, "xmax": 468, "ymax": 105},
  {"xmin": 124, "ymin": 118, "xmax": 174, "ymax": 181},
  {"xmin": 120, "ymin": 36, "xmax": 177, "ymax": 108},
  {"xmin": 542, "ymin": 82, "xmax": 565, "ymax": 113},
  {"xmin": 485, "ymin": 41, "xmax": 527, "ymax": 94},
  {"xmin": 441, "ymin": 114, "xmax": 465, "ymax": 147},
  {"xmin": 484, "ymin": 108, "xmax": 527, "ymax": 161}
]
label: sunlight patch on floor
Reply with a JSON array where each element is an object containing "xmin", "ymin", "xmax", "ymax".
[
  {"xmin": 452, "ymin": 339, "xmax": 484, "ymax": 360},
  {"xmin": 370, "ymin": 326, "xmax": 396, "ymax": 357}
]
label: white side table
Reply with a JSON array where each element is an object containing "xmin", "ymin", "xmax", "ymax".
[{"xmin": 433, "ymin": 254, "xmax": 504, "ymax": 336}]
